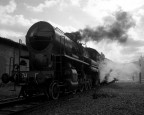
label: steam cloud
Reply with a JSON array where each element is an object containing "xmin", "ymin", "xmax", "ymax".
[
  {"xmin": 66, "ymin": 10, "xmax": 135, "ymax": 43},
  {"xmin": 99, "ymin": 59, "xmax": 140, "ymax": 82}
]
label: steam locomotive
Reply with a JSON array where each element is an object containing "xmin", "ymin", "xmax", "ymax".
[{"xmin": 2, "ymin": 21, "xmax": 103, "ymax": 99}]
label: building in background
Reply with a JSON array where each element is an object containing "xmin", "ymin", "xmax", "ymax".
[
  {"xmin": 0, "ymin": 37, "xmax": 29, "ymax": 80},
  {"xmin": 139, "ymin": 56, "xmax": 144, "ymax": 83}
]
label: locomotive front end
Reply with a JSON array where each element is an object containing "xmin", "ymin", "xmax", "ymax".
[
  {"xmin": 26, "ymin": 21, "xmax": 56, "ymax": 70},
  {"xmin": 26, "ymin": 21, "xmax": 54, "ymax": 52}
]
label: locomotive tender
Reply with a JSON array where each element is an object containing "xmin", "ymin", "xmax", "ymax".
[{"xmin": 2, "ymin": 21, "xmax": 102, "ymax": 99}]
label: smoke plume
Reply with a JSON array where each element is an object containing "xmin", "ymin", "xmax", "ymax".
[
  {"xmin": 65, "ymin": 10, "xmax": 135, "ymax": 43},
  {"xmin": 81, "ymin": 10, "xmax": 135, "ymax": 43}
]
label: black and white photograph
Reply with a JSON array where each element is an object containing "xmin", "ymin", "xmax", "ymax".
[{"xmin": 0, "ymin": 0, "xmax": 144, "ymax": 114}]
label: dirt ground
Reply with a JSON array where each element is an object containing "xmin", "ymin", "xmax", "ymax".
[{"xmin": 29, "ymin": 81, "xmax": 144, "ymax": 115}]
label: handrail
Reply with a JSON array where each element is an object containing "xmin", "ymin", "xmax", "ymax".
[
  {"xmin": 19, "ymin": 39, "xmax": 22, "ymax": 71},
  {"xmin": 55, "ymin": 27, "xmax": 65, "ymax": 34},
  {"xmin": 9, "ymin": 57, "xmax": 14, "ymax": 76}
]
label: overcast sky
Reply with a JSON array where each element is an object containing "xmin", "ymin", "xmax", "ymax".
[{"xmin": 0, "ymin": 0, "xmax": 144, "ymax": 63}]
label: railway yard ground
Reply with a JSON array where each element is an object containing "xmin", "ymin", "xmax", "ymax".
[
  {"xmin": 0, "ymin": 81, "xmax": 144, "ymax": 115},
  {"xmin": 29, "ymin": 81, "xmax": 144, "ymax": 115},
  {"xmin": 0, "ymin": 82, "xmax": 20, "ymax": 100}
]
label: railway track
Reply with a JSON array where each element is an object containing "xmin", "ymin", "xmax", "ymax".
[
  {"xmin": 0, "ymin": 97, "xmax": 24, "ymax": 110},
  {"xmin": 0, "ymin": 96, "xmax": 48, "ymax": 115},
  {"xmin": 0, "ymin": 83, "xmax": 111, "ymax": 115},
  {"xmin": 0, "ymin": 90, "xmax": 92, "ymax": 115},
  {"xmin": 0, "ymin": 92, "xmax": 77, "ymax": 115}
]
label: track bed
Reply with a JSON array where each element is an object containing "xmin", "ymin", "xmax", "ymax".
[{"xmin": 28, "ymin": 82, "xmax": 144, "ymax": 115}]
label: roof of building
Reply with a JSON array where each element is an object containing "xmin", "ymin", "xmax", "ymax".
[{"xmin": 0, "ymin": 37, "xmax": 28, "ymax": 51}]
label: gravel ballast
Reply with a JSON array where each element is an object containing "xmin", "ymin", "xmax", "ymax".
[{"xmin": 28, "ymin": 82, "xmax": 144, "ymax": 115}]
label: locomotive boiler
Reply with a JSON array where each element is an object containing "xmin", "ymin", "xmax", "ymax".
[{"xmin": 1, "ymin": 21, "xmax": 101, "ymax": 99}]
